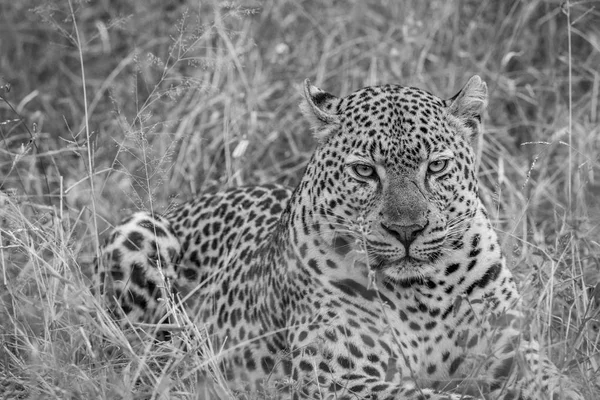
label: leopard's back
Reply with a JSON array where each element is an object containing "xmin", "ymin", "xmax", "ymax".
[{"xmin": 97, "ymin": 184, "xmax": 292, "ymax": 329}]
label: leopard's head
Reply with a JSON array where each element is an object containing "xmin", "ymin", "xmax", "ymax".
[{"xmin": 298, "ymin": 76, "xmax": 487, "ymax": 281}]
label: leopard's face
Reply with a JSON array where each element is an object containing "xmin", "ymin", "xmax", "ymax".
[{"xmin": 300, "ymin": 79, "xmax": 487, "ymax": 281}]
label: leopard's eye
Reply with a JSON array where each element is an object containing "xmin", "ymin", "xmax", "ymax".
[
  {"xmin": 428, "ymin": 159, "xmax": 448, "ymax": 174},
  {"xmin": 352, "ymin": 164, "xmax": 377, "ymax": 179}
]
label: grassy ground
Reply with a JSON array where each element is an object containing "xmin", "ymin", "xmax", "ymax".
[{"xmin": 1, "ymin": 0, "xmax": 599, "ymax": 398}]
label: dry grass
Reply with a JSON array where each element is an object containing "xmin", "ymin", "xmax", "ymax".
[{"xmin": 1, "ymin": 0, "xmax": 599, "ymax": 398}]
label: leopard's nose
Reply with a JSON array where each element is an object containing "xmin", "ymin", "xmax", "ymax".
[{"xmin": 381, "ymin": 222, "xmax": 426, "ymax": 250}]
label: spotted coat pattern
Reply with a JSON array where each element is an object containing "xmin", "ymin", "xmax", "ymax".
[{"xmin": 97, "ymin": 77, "xmax": 583, "ymax": 400}]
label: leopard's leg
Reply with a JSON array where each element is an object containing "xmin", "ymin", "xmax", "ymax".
[{"xmin": 483, "ymin": 309, "xmax": 584, "ymax": 400}]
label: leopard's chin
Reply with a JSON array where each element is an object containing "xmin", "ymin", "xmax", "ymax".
[{"xmin": 375, "ymin": 256, "xmax": 431, "ymax": 284}]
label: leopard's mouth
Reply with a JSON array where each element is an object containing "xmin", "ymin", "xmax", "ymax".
[{"xmin": 373, "ymin": 255, "xmax": 427, "ymax": 270}]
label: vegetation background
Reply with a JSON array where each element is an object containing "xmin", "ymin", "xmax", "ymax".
[{"xmin": 1, "ymin": 0, "xmax": 599, "ymax": 398}]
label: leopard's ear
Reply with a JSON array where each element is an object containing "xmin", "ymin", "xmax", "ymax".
[
  {"xmin": 300, "ymin": 79, "xmax": 341, "ymax": 143},
  {"xmin": 444, "ymin": 75, "xmax": 488, "ymax": 141}
]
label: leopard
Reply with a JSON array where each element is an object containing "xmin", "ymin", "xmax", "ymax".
[{"xmin": 96, "ymin": 76, "xmax": 584, "ymax": 400}]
